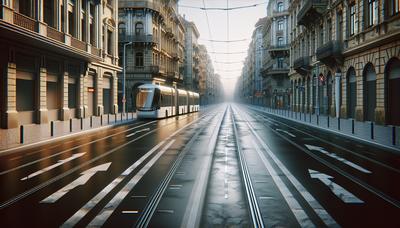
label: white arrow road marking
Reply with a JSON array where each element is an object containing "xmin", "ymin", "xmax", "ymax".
[
  {"xmin": 126, "ymin": 128, "xmax": 151, "ymax": 137},
  {"xmin": 276, "ymin": 129, "xmax": 296, "ymax": 137},
  {"xmin": 305, "ymin": 144, "xmax": 371, "ymax": 174},
  {"xmin": 21, "ymin": 153, "xmax": 86, "ymax": 181},
  {"xmin": 87, "ymin": 140, "xmax": 175, "ymax": 227},
  {"xmin": 40, "ymin": 162, "xmax": 111, "ymax": 204},
  {"xmin": 309, "ymin": 169, "xmax": 364, "ymax": 203}
]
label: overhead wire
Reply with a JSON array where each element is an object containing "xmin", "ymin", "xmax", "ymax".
[{"xmin": 179, "ymin": 2, "xmax": 267, "ymax": 10}]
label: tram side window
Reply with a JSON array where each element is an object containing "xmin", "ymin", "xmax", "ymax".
[{"xmin": 152, "ymin": 89, "xmax": 160, "ymax": 108}]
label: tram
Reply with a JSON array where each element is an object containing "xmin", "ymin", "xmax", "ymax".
[{"xmin": 136, "ymin": 84, "xmax": 200, "ymax": 119}]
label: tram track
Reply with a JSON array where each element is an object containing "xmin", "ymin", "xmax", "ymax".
[
  {"xmin": 230, "ymin": 106, "xmax": 265, "ymax": 227},
  {"xmin": 134, "ymin": 110, "xmax": 222, "ymax": 228}
]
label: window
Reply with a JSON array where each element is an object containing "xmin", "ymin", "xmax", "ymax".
[
  {"xmin": 277, "ymin": 58, "xmax": 284, "ymax": 68},
  {"xmin": 350, "ymin": 4, "xmax": 356, "ymax": 35},
  {"xmin": 107, "ymin": 30, "xmax": 113, "ymax": 55},
  {"xmin": 135, "ymin": 53, "xmax": 144, "ymax": 67},
  {"xmin": 277, "ymin": 20, "xmax": 284, "ymax": 31},
  {"xmin": 277, "ymin": 2, "xmax": 283, "ymax": 12},
  {"xmin": 277, "ymin": 37, "xmax": 284, "ymax": 46},
  {"xmin": 135, "ymin": 22, "xmax": 144, "ymax": 35},
  {"xmin": 119, "ymin": 23, "xmax": 126, "ymax": 37},
  {"xmin": 319, "ymin": 25, "xmax": 324, "ymax": 46},
  {"xmin": 389, "ymin": 0, "xmax": 400, "ymax": 16},
  {"xmin": 44, "ymin": 0, "xmax": 55, "ymax": 27},
  {"xmin": 366, "ymin": 0, "xmax": 378, "ymax": 27}
]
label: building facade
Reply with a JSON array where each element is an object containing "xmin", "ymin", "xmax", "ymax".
[
  {"xmin": 118, "ymin": 0, "xmax": 185, "ymax": 111},
  {"xmin": 261, "ymin": 1, "xmax": 290, "ymax": 109},
  {"xmin": 0, "ymin": 0, "xmax": 120, "ymax": 129},
  {"xmin": 289, "ymin": 0, "xmax": 400, "ymax": 126},
  {"xmin": 182, "ymin": 18, "xmax": 200, "ymax": 92}
]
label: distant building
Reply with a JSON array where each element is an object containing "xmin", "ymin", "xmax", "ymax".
[
  {"xmin": 0, "ymin": 0, "xmax": 120, "ymax": 129},
  {"xmin": 118, "ymin": 0, "xmax": 185, "ymax": 111},
  {"xmin": 182, "ymin": 18, "xmax": 200, "ymax": 92},
  {"xmin": 261, "ymin": 0, "xmax": 290, "ymax": 109}
]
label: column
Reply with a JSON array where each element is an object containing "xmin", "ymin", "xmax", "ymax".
[
  {"xmin": 63, "ymin": 0, "xmax": 68, "ymax": 33},
  {"xmin": 335, "ymin": 71, "xmax": 341, "ymax": 118},
  {"xmin": 1, "ymin": 0, "xmax": 14, "ymax": 23},
  {"xmin": 4, "ymin": 62, "xmax": 18, "ymax": 129},
  {"xmin": 78, "ymin": 63, "xmax": 86, "ymax": 118},
  {"xmin": 355, "ymin": 66, "xmax": 364, "ymax": 121},
  {"xmin": 112, "ymin": 73, "xmax": 118, "ymax": 114},
  {"xmin": 75, "ymin": 0, "xmax": 81, "ymax": 39},
  {"xmin": 375, "ymin": 67, "xmax": 386, "ymax": 124},
  {"xmin": 60, "ymin": 62, "xmax": 70, "ymax": 121},
  {"xmin": 85, "ymin": 0, "xmax": 90, "ymax": 46},
  {"xmin": 36, "ymin": 0, "xmax": 47, "ymax": 35},
  {"xmin": 56, "ymin": 0, "xmax": 61, "ymax": 30},
  {"xmin": 315, "ymin": 75, "xmax": 320, "ymax": 115},
  {"xmin": 37, "ymin": 56, "xmax": 48, "ymax": 124},
  {"xmin": 96, "ymin": 69, "xmax": 103, "ymax": 116},
  {"xmin": 340, "ymin": 73, "xmax": 347, "ymax": 118}
]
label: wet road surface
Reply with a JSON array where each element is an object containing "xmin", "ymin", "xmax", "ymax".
[{"xmin": 0, "ymin": 104, "xmax": 399, "ymax": 227}]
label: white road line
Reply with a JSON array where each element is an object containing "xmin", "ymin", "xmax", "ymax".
[
  {"xmin": 61, "ymin": 115, "xmax": 207, "ymax": 228},
  {"xmin": 0, "ymin": 121, "xmax": 157, "ymax": 176},
  {"xmin": 250, "ymin": 138, "xmax": 314, "ymax": 228},
  {"xmin": 236, "ymin": 106, "xmax": 339, "ymax": 227},
  {"xmin": 21, "ymin": 152, "xmax": 86, "ymax": 181},
  {"xmin": 40, "ymin": 162, "xmax": 111, "ymax": 203},
  {"xmin": 126, "ymin": 128, "xmax": 151, "ymax": 138},
  {"xmin": 87, "ymin": 140, "xmax": 175, "ymax": 227},
  {"xmin": 305, "ymin": 145, "xmax": 371, "ymax": 174},
  {"xmin": 276, "ymin": 129, "xmax": 296, "ymax": 138}
]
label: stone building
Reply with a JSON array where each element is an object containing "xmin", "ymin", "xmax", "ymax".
[
  {"xmin": 0, "ymin": 0, "xmax": 120, "ymax": 129},
  {"xmin": 261, "ymin": 1, "xmax": 290, "ymax": 109},
  {"xmin": 182, "ymin": 18, "xmax": 200, "ymax": 92},
  {"xmin": 118, "ymin": 0, "xmax": 185, "ymax": 111},
  {"xmin": 289, "ymin": 0, "xmax": 400, "ymax": 126}
]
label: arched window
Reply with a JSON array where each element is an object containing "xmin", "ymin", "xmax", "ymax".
[
  {"xmin": 118, "ymin": 23, "xmax": 126, "ymax": 37},
  {"xmin": 135, "ymin": 22, "xmax": 144, "ymax": 35},
  {"xmin": 135, "ymin": 52, "xmax": 144, "ymax": 67},
  {"xmin": 277, "ymin": 37, "xmax": 284, "ymax": 46},
  {"xmin": 277, "ymin": 2, "xmax": 283, "ymax": 12},
  {"xmin": 363, "ymin": 63, "xmax": 376, "ymax": 121},
  {"xmin": 347, "ymin": 67, "xmax": 357, "ymax": 118},
  {"xmin": 386, "ymin": 58, "xmax": 400, "ymax": 125}
]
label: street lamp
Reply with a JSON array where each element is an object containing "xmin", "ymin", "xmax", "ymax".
[{"xmin": 123, "ymin": 42, "xmax": 132, "ymax": 115}]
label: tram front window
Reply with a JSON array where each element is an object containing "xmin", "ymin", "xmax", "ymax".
[{"xmin": 136, "ymin": 88, "xmax": 160, "ymax": 111}]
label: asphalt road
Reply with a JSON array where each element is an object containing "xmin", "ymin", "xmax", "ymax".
[{"xmin": 0, "ymin": 103, "xmax": 398, "ymax": 227}]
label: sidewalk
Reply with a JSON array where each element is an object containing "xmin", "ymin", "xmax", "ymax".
[
  {"xmin": 0, "ymin": 112, "xmax": 137, "ymax": 152},
  {"xmin": 248, "ymin": 105, "xmax": 400, "ymax": 152}
]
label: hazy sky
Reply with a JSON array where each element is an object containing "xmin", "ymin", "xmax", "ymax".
[{"xmin": 178, "ymin": 0, "xmax": 267, "ymax": 97}]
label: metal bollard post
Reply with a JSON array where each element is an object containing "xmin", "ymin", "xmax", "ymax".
[
  {"xmin": 392, "ymin": 126, "xmax": 396, "ymax": 146},
  {"xmin": 100, "ymin": 115, "xmax": 103, "ymax": 126},
  {"xmin": 70, "ymin": 119, "xmax": 73, "ymax": 132},
  {"xmin": 51, "ymin": 121, "xmax": 54, "ymax": 137},
  {"xmin": 80, "ymin": 118, "xmax": 83, "ymax": 130},
  {"xmin": 317, "ymin": 115, "xmax": 319, "ymax": 125},
  {"xmin": 338, "ymin": 117, "xmax": 341, "ymax": 131},
  {"xmin": 352, "ymin": 119, "xmax": 355, "ymax": 134},
  {"xmin": 327, "ymin": 115, "xmax": 330, "ymax": 128},
  {"xmin": 371, "ymin": 122, "xmax": 374, "ymax": 140},
  {"xmin": 90, "ymin": 116, "xmax": 93, "ymax": 128},
  {"xmin": 108, "ymin": 114, "xmax": 110, "ymax": 124},
  {"xmin": 20, "ymin": 125, "xmax": 24, "ymax": 144}
]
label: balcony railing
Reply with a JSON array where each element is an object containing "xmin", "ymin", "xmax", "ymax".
[
  {"xmin": 297, "ymin": 0, "xmax": 328, "ymax": 26},
  {"xmin": 127, "ymin": 65, "xmax": 160, "ymax": 74},
  {"xmin": 119, "ymin": 34, "xmax": 157, "ymax": 44},
  {"xmin": 71, "ymin": 37, "xmax": 86, "ymax": 51},
  {"xmin": 47, "ymin": 26, "xmax": 64, "ymax": 42},
  {"xmin": 293, "ymin": 56, "xmax": 311, "ymax": 75},
  {"xmin": 261, "ymin": 59, "xmax": 289, "ymax": 77},
  {"xmin": 316, "ymin": 40, "xmax": 343, "ymax": 67},
  {"xmin": 268, "ymin": 44, "xmax": 289, "ymax": 57},
  {"xmin": 13, "ymin": 12, "xmax": 36, "ymax": 32}
]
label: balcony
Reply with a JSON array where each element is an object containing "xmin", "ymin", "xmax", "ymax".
[
  {"xmin": 165, "ymin": 27, "xmax": 174, "ymax": 37},
  {"xmin": 261, "ymin": 59, "xmax": 289, "ymax": 77},
  {"xmin": 119, "ymin": 35, "xmax": 157, "ymax": 45},
  {"xmin": 297, "ymin": 0, "xmax": 328, "ymax": 27},
  {"xmin": 268, "ymin": 45, "xmax": 289, "ymax": 57},
  {"xmin": 293, "ymin": 56, "xmax": 311, "ymax": 75},
  {"xmin": 0, "ymin": 10, "xmax": 101, "ymax": 62},
  {"xmin": 167, "ymin": 71, "xmax": 179, "ymax": 79},
  {"xmin": 316, "ymin": 40, "xmax": 343, "ymax": 67},
  {"xmin": 127, "ymin": 65, "xmax": 160, "ymax": 74},
  {"xmin": 119, "ymin": 1, "xmax": 163, "ymax": 17}
]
